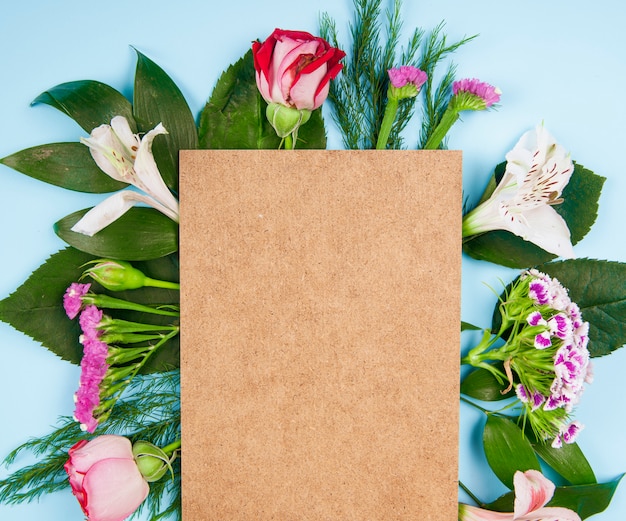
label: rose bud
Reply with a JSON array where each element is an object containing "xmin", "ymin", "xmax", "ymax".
[
  {"xmin": 252, "ymin": 28, "xmax": 345, "ymax": 147},
  {"xmin": 64, "ymin": 435, "xmax": 149, "ymax": 521}
]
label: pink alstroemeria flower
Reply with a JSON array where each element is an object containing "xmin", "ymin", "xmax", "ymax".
[{"xmin": 459, "ymin": 470, "xmax": 581, "ymax": 521}]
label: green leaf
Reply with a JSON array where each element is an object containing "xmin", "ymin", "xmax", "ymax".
[
  {"xmin": 463, "ymin": 163, "xmax": 605, "ymax": 268},
  {"xmin": 0, "ymin": 248, "xmax": 94, "ymax": 365},
  {"xmin": 32, "ymin": 80, "xmax": 136, "ymax": 133},
  {"xmin": 198, "ymin": 49, "xmax": 326, "ymax": 150},
  {"xmin": 461, "ymin": 321, "xmax": 482, "ymax": 331},
  {"xmin": 549, "ymin": 476, "xmax": 624, "ymax": 519},
  {"xmin": 0, "ymin": 142, "xmax": 127, "ymax": 193},
  {"xmin": 483, "ymin": 415, "xmax": 541, "ymax": 489},
  {"xmin": 461, "ymin": 365, "xmax": 514, "ymax": 401},
  {"xmin": 0, "ymin": 248, "xmax": 179, "ymax": 372},
  {"xmin": 538, "ymin": 259, "xmax": 626, "ymax": 357},
  {"xmin": 54, "ymin": 207, "xmax": 178, "ymax": 261},
  {"xmin": 532, "ymin": 439, "xmax": 596, "ymax": 485},
  {"xmin": 133, "ymin": 49, "xmax": 198, "ymax": 192}
]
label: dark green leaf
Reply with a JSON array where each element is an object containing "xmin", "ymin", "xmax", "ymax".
[
  {"xmin": 54, "ymin": 207, "xmax": 178, "ymax": 261},
  {"xmin": 0, "ymin": 142, "xmax": 127, "ymax": 193},
  {"xmin": 0, "ymin": 248, "xmax": 94, "ymax": 365},
  {"xmin": 463, "ymin": 163, "xmax": 605, "ymax": 268},
  {"xmin": 198, "ymin": 49, "xmax": 326, "ymax": 150},
  {"xmin": 538, "ymin": 259, "xmax": 626, "ymax": 357},
  {"xmin": 483, "ymin": 415, "xmax": 541, "ymax": 489},
  {"xmin": 548, "ymin": 476, "xmax": 623, "ymax": 519},
  {"xmin": 461, "ymin": 321, "xmax": 482, "ymax": 331},
  {"xmin": 532, "ymin": 438, "xmax": 596, "ymax": 485},
  {"xmin": 32, "ymin": 80, "xmax": 136, "ymax": 133},
  {"xmin": 133, "ymin": 49, "xmax": 198, "ymax": 192},
  {"xmin": 0, "ymin": 248, "xmax": 179, "ymax": 372},
  {"xmin": 461, "ymin": 365, "xmax": 514, "ymax": 401}
]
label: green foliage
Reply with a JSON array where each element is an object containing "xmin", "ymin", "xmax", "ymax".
[
  {"xmin": 133, "ymin": 48, "xmax": 198, "ymax": 192},
  {"xmin": 460, "ymin": 364, "xmax": 514, "ymax": 401},
  {"xmin": 463, "ymin": 162, "xmax": 606, "ymax": 268},
  {"xmin": 198, "ymin": 49, "xmax": 326, "ymax": 149},
  {"xmin": 539, "ymin": 259, "xmax": 626, "ymax": 356},
  {"xmin": 483, "ymin": 415, "xmax": 541, "ymax": 489},
  {"xmin": 320, "ymin": 0, "xmax": 474, "ymax": 149},
  {"xmin": 31, "ymin": 79, "xmax": 137, "ymax": 133},
  {"xmin": 55, "ymin": 207, "xmax": 179, "ymax": 261},
  {"xmin": 0, "ymin": 372, "xmax": 181, "ymax": 521},
  {"xmin": 417, "ymin": 22, "xmax": 476, "ymax": 149},
  {"xmin": 531, "ymin": 436, "xmax": 596, "ymax": 485},
  {"xmin": 0, "ymin": 142, "xmax": 128, "ymax": 193},
  {"xmin": 0, "ymin": 248, "xmax": 179, "ymax": 372}
]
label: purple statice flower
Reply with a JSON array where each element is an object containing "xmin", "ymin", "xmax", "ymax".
[
  {"xmin": 73, "ymin": 335, "xmax": 109, "ymax": 433},
  {"xmin": 63, "ymin": 282, "xmax": 91, "ymax": 319},
  {"xmin": 79, "ymin": 305, "xmax": 103, "ymax": 341},
  {"xmin": 453, "ymin": 78, "xmax": 501, "ymax": 108},
  {"xmin": 387, "ymin": 65, "xmax": 427, "ymax": 90}
]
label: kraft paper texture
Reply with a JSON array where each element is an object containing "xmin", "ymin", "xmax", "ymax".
[{"xmin": 180, "ymin": 150, "xmax": 462, "ymax": 520}]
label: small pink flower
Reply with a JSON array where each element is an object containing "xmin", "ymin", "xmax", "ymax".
[
  {"xmin": 453, "ymin": 78, "xmax": 501, "ymax": 107},
  {"xmin": 459, "ymin": 469, "xmax": 581, "ymax": 521},
  {"xmin": 74, "ymin": 336, "xmax": 109, "ymax": 433},
  {"xmin": 79, "ymin": 305, "xmax": 104, "ymax": 341},
  {"xmin": 387, "ymin": 65, "xmax": 427, "ymax": 89},
  {"xmin": 64, "ymin": 282, "xmax": 91, "ymax": 319},
  {"xmin": 65, "ymin": 435, "xmax": 149, "ymax": 521}
]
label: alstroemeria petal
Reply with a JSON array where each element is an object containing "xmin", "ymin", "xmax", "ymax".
[
  {"xmin": 133, "ymin": 123, "xmax": 179, "ymax": 217},
  {"xmin": 509, "ymin": 205, "xmax": 574, "ymax": 258},
  {"xmin": 458, "ymin": 504, "xmax": 513, "ymax": 521},
  {"xmin": 516, "ymin": 507, "xmax": 581, "ymax": 521},
  {"xmin": 513, "ymin": 470, "xmax": 554, "ymax": 517},
  {"xmin": 70, "ymin": 190, "xmax": 175, "ymax": 237}
]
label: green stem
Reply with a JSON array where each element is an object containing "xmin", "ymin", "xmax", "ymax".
[
  {"xmin": 375, "ymin": 98, "xmax": 399, "ymax": 149},
  {"xmin": 460, "ymin": 395, "xmax": 490, "ymax": 415},
  {"xmin": 284, "ymin": 134, "xmax": 294, "ymax": 150},
  {"xmin": 88, "ymin": 294, "xmax": 179, "ymax": 317},
  {"xmin": 423, "ymin": 106, "xmax": 460, "ymax": 150},
  {"xmin": 144, "ymin": 277, "xmax": 180, "ymax": 290},
  {"xmin": 161, "ymin": 439, "xmax": 181, "ymax": 456},
  {"xmin": 459, "ymin": 480, "xmax": 485, "ymax": 507}
]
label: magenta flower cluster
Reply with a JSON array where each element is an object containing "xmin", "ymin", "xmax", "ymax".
[
  {"xmin": 387, "ymin": 65, "xmax": 427, "ymax": 89},
  {"xmin": 453, "ymin": 78, "xmax": 501, "ymax": 107},
  {"xmin": 514, "ymin": 269, "xmax": 592, "ymax": 448},
  {"xmin": 63, "ymin": 283, "xmax": 109, "ymax": 433}
]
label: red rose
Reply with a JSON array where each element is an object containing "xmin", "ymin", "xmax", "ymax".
[{"xmin": 252, "ymin": 28, "xmax": 345, "ymax": 111}]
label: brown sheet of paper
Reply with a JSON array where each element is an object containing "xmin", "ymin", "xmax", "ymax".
[{"xmin": 180, "ymin": 150, "xmax": 462, "ymax": 520}]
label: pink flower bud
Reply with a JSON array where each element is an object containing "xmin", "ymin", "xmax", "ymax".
[{"xmin": 252, "ymin": 28, "xmax": 345, "ymax": 110}]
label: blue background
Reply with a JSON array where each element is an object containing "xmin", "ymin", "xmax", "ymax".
[{"xmin": 1, "ymin": 1, "xmax": 625, "ymax": 519}]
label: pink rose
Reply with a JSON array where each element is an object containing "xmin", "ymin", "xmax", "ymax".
[
  {"xmin": 64, "ymin": 435, "xmax": 149, "ymax": 521},
  {"xmin": 252, "ymin": 28, "xmax": 345, "ymax": 110}
]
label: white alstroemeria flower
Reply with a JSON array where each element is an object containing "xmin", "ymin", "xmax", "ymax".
[
  {"xmin": 462, "ymin": 125, "xmax": 575, "ymax": 258},
  {"xmin": 71, "ymin": 116, "xmax": 179, "ymax": 236}
]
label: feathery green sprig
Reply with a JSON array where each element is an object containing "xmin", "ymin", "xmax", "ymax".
[
  {"xmin": 320, "ymin": 0, "xmax": 476, "ymax": 149},
  {"xmin": 0, "ymin": 371, "xmax": 181, "ymax": 520}
]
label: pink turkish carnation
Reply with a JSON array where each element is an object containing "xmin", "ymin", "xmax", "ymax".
[
  {"xmin": 387, "ymin": 65, "xmax": 427, "ymax": 89},
  {"xmin": 74, "ymin": 335, "xmax": 109, "ymax": 433},
  {"xmin": 453, "ymin": 78, "xmax": 501, "ymax": 107},
  {"xmin": 63, "ymin": 282, "xmax": 91, "ymax": 319}
]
